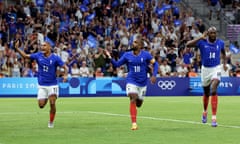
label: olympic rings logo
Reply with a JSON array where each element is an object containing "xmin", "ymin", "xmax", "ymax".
[{"xmin": 157, "ymin": 80, "xmax": 176, "ymax": 90}]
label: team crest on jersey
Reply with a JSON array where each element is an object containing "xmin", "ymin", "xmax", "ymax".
[
  {"xmin": 50, "ymin": 60, "xmax": 52, "ymax": 64},
  {"xmin": 141, "ymin": 58, "xmax": 143, "ymax": 62}
]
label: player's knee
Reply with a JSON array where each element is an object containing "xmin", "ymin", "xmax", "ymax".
[
  {"xmin": 136, "ymin": 99, "xmax": 143, "ymax": 108},
  {"xmin": 129, "ymin": 94, "xmax": 138, "ymax": 101},
  {"xmin": 50, "ymin": 103, "xmax": 56, "ymax": 108},
  {"xmin": 136, "ymin": 102, "xmax": 142, "ymax": 108},
  {"xmin": 204, "ymin": 92, "xmax": 210, "ymax": 97},
  {"xmin": 211, "ymin": 91, "xmax": 217, "ymax": 96},
  {"xmin": 136, "ymin": 103, "xmax": 141, "ymax": 108},
  {"xmin": 211, "ymin": 88, "xmax": 218, "ymax": 95},
  {"xmin": 39, "ymin": 105, "xmax": 45, "ymax": 109}
]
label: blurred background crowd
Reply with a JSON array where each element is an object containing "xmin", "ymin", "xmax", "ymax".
[{"xmin": 0, "ymin": 0, "xmax": 239, "ymax": 78}]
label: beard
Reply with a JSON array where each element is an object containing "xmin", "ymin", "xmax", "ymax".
[
  {"xmin": 132, "ymin": 45, "xmax": 137, "ymax": 51},
  {"xmin": 208, "ymin": 37, "xmax": 216, "ymax": 43}
]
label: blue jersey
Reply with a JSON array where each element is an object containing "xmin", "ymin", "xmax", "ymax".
[
  {"xmin": 196, "ymin": 39, "xmax": 224, "ymax": 67},
  {"xmin": 30, "ymin": 52, "xmax": 64, "ymax": 86},
  {"xmin": 111, "ymin": 50, "xmax": 153, "ymax": 87}
]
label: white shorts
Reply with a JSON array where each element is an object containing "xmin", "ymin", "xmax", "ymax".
[
  {"xmin": 37, "ymin": 85, "xmax": 59, "ymax": 100},
  {"xmin": 201, "ymin": 65, "xmax": 221, "ymax": 87},
  {"xmin": 126, "ymin": 83, "xmax": 146, "ymax": 100}
]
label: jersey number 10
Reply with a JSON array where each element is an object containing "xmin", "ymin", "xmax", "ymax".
[{"xmin": 134, "ymin": 66, "xmax": 141, "ymax": 72}]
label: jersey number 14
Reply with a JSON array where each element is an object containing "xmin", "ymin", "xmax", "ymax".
[{"xmin": 209, "ymin": 52, "xmax": 215, "ymax": 59}]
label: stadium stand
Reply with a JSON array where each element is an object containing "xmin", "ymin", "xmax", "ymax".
[{"xmin": 0, "ymin": 0, "xmax": 239, "ymax": 78}]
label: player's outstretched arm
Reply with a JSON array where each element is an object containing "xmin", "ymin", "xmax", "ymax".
[
  {"xmin": 15, "ymin": 39, "xmax": 30, "ymax": 59},
  {"xmin": 186, "ymin": 31, "xmax": 208, "ymax": 47}
]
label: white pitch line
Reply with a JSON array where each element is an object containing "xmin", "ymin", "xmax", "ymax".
[
  {"xmin": 1, "ymin": 111, "xmax": 240, "ymax": 129},
  {"xmin": 88, "ymin": 111, "xmax": 240, "ymax": 129}
]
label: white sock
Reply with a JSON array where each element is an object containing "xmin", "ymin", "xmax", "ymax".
[{"xmin": 212, "ymin": 115, "xmax": 216, "ymax": 120}]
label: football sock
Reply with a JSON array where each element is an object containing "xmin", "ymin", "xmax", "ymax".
[
  {"xmin": 50, "ymin": 112, "xmax": 56, "ymax": 123},
  {"xmin": 130, "ymin": 101, "xmax": 137, "ymax": 124},
  {"xmin": 203, "ymin": 95, "xmax": 209, "ymax": 112},
  {"xmin": 211, "ymin": 95, "xmax": 218, "ymax": 116}
]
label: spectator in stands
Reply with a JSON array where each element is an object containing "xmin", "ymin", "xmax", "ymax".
[
  {"xmin": 224, "ymin": 46, "xmax": 232, "ymax": 64},
  {"xmin": 187, "ymin": 66, "xmax": 199, "ymax": 77},
  {"xmin": 79, "ymin": 61, "xmax": 90, "ymax": 77},
  {"xmin": 95, "ymin": 67, "xmax": 104, "ymax": 77},
  {"xmin": 176, "ymin": 63, "xmax": 188, "ymax": 77},
  {"xmin": 60, "ymin": 45, "xmax": 69, "ymax": 63},
  {"xmin": 185, "ymin": 11, "xmax": 195, "ymax": 29},
  {"xmin": 104, "ymin": 63, "xmax": 116, "ymax": 77},
  {"xmin": 220, "ymin": 60, "xmax": 232, "ymax": 76},
  {"xmin": 208, "ymin": 0, "xmax": 223, "ymax": 20},
  {"xmin": 1, "ymin": 56, "xmax": 12, "ymax": 77},
  {"xmin": 22, "ymin": 62, "xmax": 33, "ymax": 77},
  {"xmin": 191, "ymin": 25, "xmax": 203, "ymax": 39},
  {"xmin": 1, "ymin": 0, "xmax": 220, "ymax": 79},
  {"xmin": 166, "ymin": 48, "xmax": 177, "ymax": 72},
  {"xmin": 70, "ymin": 63, "xmax": 80, "ymax": 77},
  {"xmin": 159, "ymin": 58, "xmax": 171, "ymax": 77},
  {"xmin": 117, "ymin": 65, "xmax": 126, "ymax": 77},
  {"xmin": 93, "ymin": 47, "xmax": 107, "ymax": 71},
  {"xmin": 196, "ymin": 19, "xmax": 206, "ymax": 34},
  {"xmin": 182, "ymin": 46, "xmax": 194, "ymax": 66},
  {"xmin": 11, "ymin": 58, "xmax": 21, "ymax": 77}
]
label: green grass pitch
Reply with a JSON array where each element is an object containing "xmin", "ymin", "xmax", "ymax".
[{"xmin": 0, "ymin": 96, "xmax": 240, "ymax": 144}]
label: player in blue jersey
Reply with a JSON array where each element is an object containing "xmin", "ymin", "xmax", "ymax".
[
  {"xmin": 15, "ymin": 40, "xmax": 68, "ymax": 128},
  {"xmin": 105, "ymin": 35, "xmax": 159, "ymax": 130},
  {"xmin": 186, "ymin": 26, "xmax": 226, "ymax": 127}
]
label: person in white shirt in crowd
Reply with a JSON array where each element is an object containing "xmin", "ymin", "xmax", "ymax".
[
  {"xmin": 150, "ymin": 37, "xmax": 160, "ymax": 50},
  {"xmin": 160, "ymin": 20, "xmax": 169, "ymax": 37},
  {"xmin": 168, "ymin": 26, "xmax": 178, "ymax": 42},
  {"xmin": 220, "ymin": 60, "xmax": 232, "ymax": 77},
  {"xmin": 71, "ymin": 63, "xmax": 80, "ymax": 77},
  {"xmin": 224, "ymin": 46, "xmax": 232, "ymax": 64},
  {"xmin": 176, "ymin": 63, "xmax": 188, "ymax": 77},
  {"xmin": 60, "ymin": 45, "xmax": 69, "ymax": 63},
  {"xmin": 117, "ymin": 24, "xmax": 129, "ymax": 47},
  {"xmin": 158, "ymin": 39, "xmax": 168, "ymax": 59},
  {"xmin": 75, "ymin": 6, "xmax": 83, "ymax": 22},
  {"xmin": 151, "ymin": 15, "xmax": 161, "ymax": 34},
  {"xmin": 185, "ymin": 11, "xmax": 195, "ymax": 29},
  {"xmin": 159, "ymin": 59, "xmax": 171, "ymax": 77},
  {"xmin": 191, "ymin": 25, "xmax": 203, "ymax": 39},
  {"xmin": 11, "ymin": 58, "xmax": 21, "ymax": 77},
  {"xmin": 53, "ymin": 47, "xmax": 61, "ymax": 57},
  {"xmin": 79, "ymin": 61, "xmax": 90, "ymax": 77}
]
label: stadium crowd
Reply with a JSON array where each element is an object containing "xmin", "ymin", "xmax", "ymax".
[
  {"xmin": 0, "ymin": 0, "xmax": 238, "ymax": 78},
  {"xmin": 203, "ymin": 0, "xmax": 240, "ymax": 23}
]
